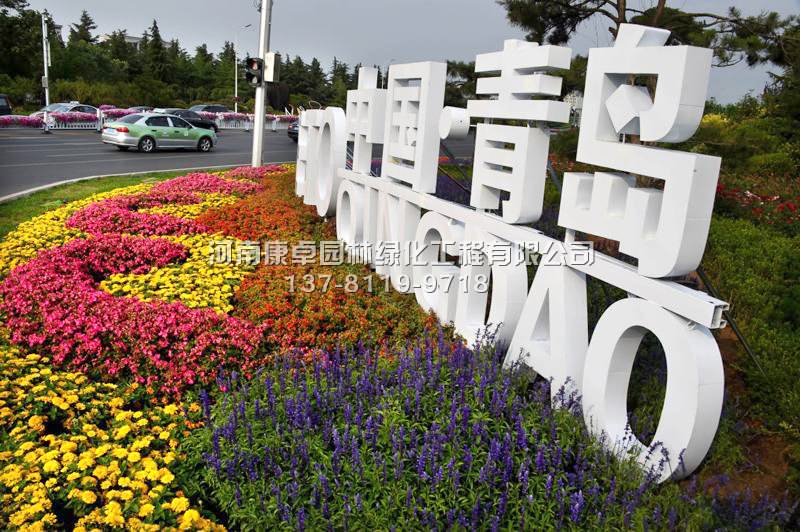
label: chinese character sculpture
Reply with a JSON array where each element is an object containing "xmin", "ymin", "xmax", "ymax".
[{"xmin": 294, "ymin": 24, "xmax": 728, "ymax": 483}]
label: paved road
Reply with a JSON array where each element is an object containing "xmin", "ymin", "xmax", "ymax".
[{"xmin": 0, "ymin": 129, "xmax": 477, "ymax": 198}]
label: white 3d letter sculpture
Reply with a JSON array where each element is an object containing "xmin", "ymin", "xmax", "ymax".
[{"xmin": 295, "ymin": 24, "xmax": 729, "ymax": 482}]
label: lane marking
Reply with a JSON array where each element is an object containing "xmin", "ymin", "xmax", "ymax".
[
  {"xmin": 46, "ymin": 151, "xmax": 113, "ymax": 158},
  {"xmin": 0, "ymin": 161, "xmax": 295, "ymax": 204},
  {"xmin": 0, "ymin": 150, "xmax": 295, "ymax": 169}
]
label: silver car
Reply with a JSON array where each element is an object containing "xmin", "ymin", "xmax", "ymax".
[
  {"xmin": 101, "ymin": 113, "xmax": 218, "ymax": 153},
  {"xmin": 31, "ymin": 102, "xmax": 99, "ymax": 118}
]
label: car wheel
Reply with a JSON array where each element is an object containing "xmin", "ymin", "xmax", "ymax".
[
  {"xmin": 197, "ymin": 137, "xmax": 213, "ymax": 152},
  {"xmin": 116, "ymin": 146, "xmax": 130, "ymax": 151},
  {"xmin": 138, "ymin": 136, "xmax": 155, "ymax": 153}
]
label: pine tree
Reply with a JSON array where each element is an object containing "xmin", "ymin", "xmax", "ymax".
[
  {"xmin": 68, "ymin": 10, "xmax": 96, "ymax": 44},
  {"xmin": 144, "ymin": 20, "xmax": 169, "ymax": 82}
]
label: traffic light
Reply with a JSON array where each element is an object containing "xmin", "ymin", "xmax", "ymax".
[{"xmin": 245, "ymin": 57, "xmax": 264, "ymax": 86}]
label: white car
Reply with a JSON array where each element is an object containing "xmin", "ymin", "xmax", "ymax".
[{"xmin": 30, "ymin": 102, "xmax": 99, "ymax": 118}]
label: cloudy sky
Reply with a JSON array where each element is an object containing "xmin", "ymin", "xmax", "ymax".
[{"xmin": 26, "ymin": 0, "xmax": 800, "ymax": 103}]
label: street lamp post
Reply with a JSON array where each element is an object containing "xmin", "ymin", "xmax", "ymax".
[
  {"xmin": 41, "ymin": 13, "xmax": 51, "ymax": 134},
  {"xmin": 234, "ymin": 23, "xmax": 252, "ymax": 114},
  {"xmin": 251, "ymin": 0, "xmax": 273, "ymax": 167}
]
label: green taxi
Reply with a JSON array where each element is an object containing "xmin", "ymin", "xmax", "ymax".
[{"xmin": 101, "ymin": 113, "xmax": 217, "ymax": 153}]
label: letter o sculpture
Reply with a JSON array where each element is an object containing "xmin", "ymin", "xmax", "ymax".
[
  {"xmin": 314, "ymin": 107, "xmax": 346, "ymax": 217},
  {"xmin": 336, "ymin": 180, "xmax": 364, "ymax": 245},
  {"xmin": 581, "ymin": 298, "xmax": 724, "ymax": 482}
]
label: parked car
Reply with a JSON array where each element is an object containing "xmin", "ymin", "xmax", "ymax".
[
  {"xmin": 101, "ymin": 113, "xmax": 216, "ymax": 153},
  {"xmin": 127, "ymin": 105, "xmax": 154, "ymax": 112},
  {"xmin": 154, "ymin": 108, "xmax": 218, "ymax": 133},
  {"xmin": 287, "ymin": 120, "xmax": 299, "ymax": 142},
  {"xmin": 0, "ymin": 94, "xmax": 11, "ymax": 116},
  {"xmin": 30, "ymin": 102, "xmax": 98, "ymax": 118},
  {"xmin": 189, "ymin": 103, "xmax": 229, "ymax": 114}
]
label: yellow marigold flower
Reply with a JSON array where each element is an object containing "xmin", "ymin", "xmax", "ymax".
[
  {"xmin": 163, "ymin": 405, "xmax": 179, "ymax": 416},
  {"xmin": 168, "ymin": 496, "xmax": 190, "ymax": 513},
  {"xmin": 113, "ymin": 425, "xmax": 131, "ymax": 440},
  {"xmin": 78, "ymin": 457, "xmax": 94, "ymax": 470},
  {"xmin": 138, "ymin": 503, "xmax": 155, "ymax": 517},
  {"xmin": 92, "ymin": 465, "xmax": 108, "ymax": 479},
  {"xmin": 80, "ymin": 491, "xmax": 97, "ymax": 505},
  {"xmin": 158, "ymin": 431, "xmax": 170, "ymax": 440},
  {"xmin": 108, "ymin": 397, "xmax": 124, "ymax": 409},
  {"xmin": 112, "ymin": 448, "xmax": 128, "ymax": 459},
  {"xmin": 179, "ymin": 509, "xmax": 201, "ymax": 529},
  {"xmin": 60, "ymin": 440, "xmax": 78, "ymax": 453},
  {"xmin": 94, "ymin": 444, "xmax": 111, "ymax": 457},
  {"xmin": 158, "ymin": 469, "xmax": 175, "ymax": 484},
  {"xmin": 67, "ymin": 472, "xmax": 81, "ymax": 482},
  {"xmin": 127, "ymin": 451, "xmax": 141, "ymax": 463},
  {"xmin": 42, "ymin": 459, "xmax": 59, "ymax": 473},
  {"xmin": 28, "ymin": 415, "xmax": 46, "ymax": 432},
  {"xmin": 103, "ymin": 501, "xmax": 124, "ymax": 527}
]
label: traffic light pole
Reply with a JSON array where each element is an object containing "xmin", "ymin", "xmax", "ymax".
[{"xmin": 251, "ymin": 0, "xmax": 273, "ymax": 167}]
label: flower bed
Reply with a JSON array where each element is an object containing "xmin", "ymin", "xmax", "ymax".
[
  {"xmin": 50, "ymin": 112, "xmax": 98, "ymax": 124},
  {"xmin": 0, "ymin": 165, "xmax": 794, "ymax": 530},
  {"xmin": 197, "ymin": 168, "xmax": 435, "ymax": 352},
  {"xmin": 0, "ymin": 340, "xmax": 222, "ymax": 530},
  {"xmin": 0, "ymin": 115, "xmax": 44, "ymax": 128},
  {"xmin": 102, "ymin": 108, "xmax": 137, "ymax": 119},
  {"xmin": 181, "ymin": 337, "xmax": 793, "ymax": 530}
]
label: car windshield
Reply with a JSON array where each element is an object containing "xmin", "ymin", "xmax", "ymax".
[
  {"xmin": 0, "ymin": 96, "xmax": 8, "ymax": 106},
  {"xmin": 117, "ymin": 114, "xmax": 142, "ymax": 124},
  {"xmin": 43, "ymin": 103, "xmax": 68, "ymax": 112},
  {"xmin": 189, "ymin": 105, "xmax": 205, "ymax": 111}
]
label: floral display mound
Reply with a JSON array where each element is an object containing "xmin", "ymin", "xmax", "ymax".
[
  {"xmin": 0, "ymin": 165, "xmax": 794, "ymax": 529},
  {"xmin": 179, "ymin": 335, "xmax": 793, "ymax": 530}
]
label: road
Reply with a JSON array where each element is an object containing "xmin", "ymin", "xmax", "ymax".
[{"xmin": 0, "ymin": 128, "xmax": 477, "ymax": 198}]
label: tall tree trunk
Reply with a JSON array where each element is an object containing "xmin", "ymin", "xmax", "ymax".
[
  {"xmin": 651, "ymin": 0, "xmax": 667, "ymax": 27},
  {"xmin": 616, "ymin": 0, "xmax": 627, "ymax": 34}
]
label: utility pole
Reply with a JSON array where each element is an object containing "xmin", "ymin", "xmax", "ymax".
[
  {"xmin": 251, "ymin": 0, "xmax": 273, "ymax": 167},
  {"xmin": 41, "ymin": 13, "xmax": 51, "ymax": 134}
]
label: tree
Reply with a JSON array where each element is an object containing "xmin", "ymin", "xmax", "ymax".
[
  {"xmin": 143, "ymin": 20, "xmax": 169, "ymax": 83},
  {"xmin": 0, "ymin": 2, "xmax": 48, "ymax": 80},
  {"xmin": 306, "ymin": 58, "xmax": 330, "ymax": 104},
  {"xmin": 68, "ymin": 10, "xmax": 97, "ymax": 44},
  {"xmin": 445, "ymin": 60, "xmax": 477, "ymax": 107},
  {"xmin": 496, "ymin": 1, "xmax": 789, "ymax": 67}
]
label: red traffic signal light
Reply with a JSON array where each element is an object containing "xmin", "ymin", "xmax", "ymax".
[{"xmin": 245, "ymin": 57, "xmax": 264, "ymax": 86}]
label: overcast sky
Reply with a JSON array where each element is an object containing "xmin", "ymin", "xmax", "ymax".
[{"xmin": 26, "ymin": 0, "xmax": 800, "ymax": 103}]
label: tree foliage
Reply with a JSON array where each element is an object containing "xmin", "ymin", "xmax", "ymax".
[
  {"xmin": 496, "ymin": 0, "xmax": 791, "ymax": 67},
  {"xmin": 0, "ymin": 6, "xmax": 369, "ymax": 112}
]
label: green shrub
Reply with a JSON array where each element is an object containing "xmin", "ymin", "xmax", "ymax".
[
  {"xmin": 746, "ymin": 151, "xmax": 798, "ymax": 176},
  {"xmin": 704, "ymin": 217, "xmax": 800, "ymax": 431}
]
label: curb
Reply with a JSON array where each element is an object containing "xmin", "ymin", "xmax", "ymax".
[{"xmin": 0, "ymin": 162, "xmax": 295, "ymax": 204}]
